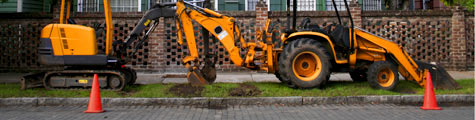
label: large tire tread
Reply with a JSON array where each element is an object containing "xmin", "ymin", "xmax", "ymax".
[
  {"xmin": 367, "ymin": 61, "xmax": 399, "ymax": 90},
  {"xmin": 278, "ymin": 38, "xmax": 332, "ymax": 89}
]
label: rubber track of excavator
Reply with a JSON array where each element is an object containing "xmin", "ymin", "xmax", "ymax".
[{"xmin": 22, "ymin": 70, "xmax": 127, "ymax": 91}]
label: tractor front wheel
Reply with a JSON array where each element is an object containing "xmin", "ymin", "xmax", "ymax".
[{"xmin": 367, "ymin": 61, "xmax": 399, "ymax": 90}]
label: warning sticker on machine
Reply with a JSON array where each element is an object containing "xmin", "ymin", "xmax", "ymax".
[
  {"xmin": 78, "ymin": 79, "xmax": 88, "ymax": 84},
  {"xmin": 218, "ymin": 31, "xmax": 228, "ymax": 40}
]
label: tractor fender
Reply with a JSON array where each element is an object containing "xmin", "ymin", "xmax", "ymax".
[{"xmin": 282, "ymin": 32, "xmax": 338, "ymax": 62}]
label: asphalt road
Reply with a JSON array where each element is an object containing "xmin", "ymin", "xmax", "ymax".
[{"xmin": 0, "ymin": 104, "xmax": 473, "ymax": 120}]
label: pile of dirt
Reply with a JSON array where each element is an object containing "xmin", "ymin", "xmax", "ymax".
[
  {"xmin": 229, "ymin": 84, "xmax": 262, "ymax": 97},
  {"xmin": 168, "ymin": 84, "xmax": 204, "ymax": 97}
]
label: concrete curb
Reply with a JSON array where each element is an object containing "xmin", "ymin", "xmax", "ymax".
[{"xmin": 0, "ymin": 95, "xmax": 472, "ymax": 106}]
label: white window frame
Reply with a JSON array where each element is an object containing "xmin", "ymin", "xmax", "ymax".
[
  {"xmin": 290, "ymin": 0, "xmax": 317, "ymax": 11},
  {"xmin": 77, "ymin": 0, "xmax": 142, "ymax": 12},
  {"xmin": 326, "ymin": 0, "xmax": 350, "ymax": 11},
  {"xmin": 77, "ymin": 0, "xmax": 100, "ymax": 12},
  {"xmin": 361, "ymin": 0, "xmax": 382, "ymax": 11},
  {"xmin": 244, "ymin": 0, "xmax": 269, "ymax": 11},
  {"xmin": 111, "ymin": 0, "xmax": 142, "ymax": 12}
]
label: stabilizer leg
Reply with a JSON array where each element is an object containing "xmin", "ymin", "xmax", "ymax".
[{"xmin": 21, "ymin": 72, "xmax": 45, "ymax": 90}]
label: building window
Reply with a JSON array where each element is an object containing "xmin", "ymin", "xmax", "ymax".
[
  {"xmin": 77, "ymin": 0, "xmax": 100, "ymax": 12},
  {"xmin": 111, "ymin": 0, "xmax": 141, "ymax": 12},
  {"xmin": 326, "ymin": 0, "xmax": 350, "ymax": 11},
  {"xmin": 159, "ymin": 0, "xmax": 177, "ymax": 3},
  {"xmin": 246, "ymin": 0, "xmax": 258, "ymax": 11},
  {"xmin": 361, "ymin": 0, "xmax": 382, "ymax": 10},
  {"xmin": 159, "ymin": 0, "xmax": 203, "ymax": 9},
  {"xmin": 77, "ymin": 0, "xmax": 142, "ymax": 12},
  {"xmin": 290, "ymin": 0, "xmax": 317, "ymax": 11}
]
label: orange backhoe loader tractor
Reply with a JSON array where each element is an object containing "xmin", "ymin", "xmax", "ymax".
[{"xmin": 22, "ymin": 0, "xmax": 459, "ymax": 91}]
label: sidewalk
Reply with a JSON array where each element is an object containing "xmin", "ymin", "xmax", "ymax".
[
  {"xmin": 0, "ymin": 71, "xmax": 473, "ymax": 84},
  {"xmin": 1, "ymin": 104, "xmax": 473, "ymax": 120}
]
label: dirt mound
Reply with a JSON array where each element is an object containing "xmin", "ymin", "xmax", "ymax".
[
  {"xmin": 168, "ymin": 84, "xmax": 204, "ymax": 97},
  {"xmin": 229, "ymin": 84, "xmax": 262, "ymax": 97}
]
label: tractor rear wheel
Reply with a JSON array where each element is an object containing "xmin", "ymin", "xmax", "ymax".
[
  {"xmin": 367, "ymin": 61, "xmax": 399, "ymax": 90},
  {"xmin": 278, "ymin": 38, "xmax": 331, "ymax": 88}
]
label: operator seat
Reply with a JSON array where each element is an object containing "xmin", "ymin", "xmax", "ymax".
[
  {"xmin": 299, "ymin": 17, "xmax": 328, "ymax": 34},
  {"xmin": 329, "ymin": 24, "xmax": 350, "ymax": 49},
  {"xmin": 299, "ymin": 18, "xmax": 351, "ymax": 51}
]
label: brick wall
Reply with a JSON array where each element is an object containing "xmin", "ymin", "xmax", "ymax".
[
  {"xmin": 362, "ymin": 10, "xmax": 453, "ymax": 69},
  {"xmin": 465, "ymin": 11, "xmax": 474, "ymax": 70},
  {"xmin": 0, "ymin": 14, "xmax": 56, "ymax": 72},
  {"xmin": 0, "ymin": 2, "xmax": 473, "ymax": 72}
]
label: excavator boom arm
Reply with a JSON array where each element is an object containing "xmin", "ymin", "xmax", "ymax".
[{"xmin": 175, "ymin": 1, "xmax": 244, "ymax": 66}]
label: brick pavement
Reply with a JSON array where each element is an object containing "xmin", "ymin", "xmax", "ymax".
[{"xmin": 0, "ymin": 104, "xmax": 472, "ymax": 120}]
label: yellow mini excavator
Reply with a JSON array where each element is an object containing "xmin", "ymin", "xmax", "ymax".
[
  {"xmin": 23, "ymin": 0, "xmax": 459, "ymax": 91},
  {"xmin": 21, "ymin": 0, "xmax": 143, "ymax": 90}
]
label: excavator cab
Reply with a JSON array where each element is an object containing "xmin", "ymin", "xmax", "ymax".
[
  {"xmin": 38, "ymin": 24, "xmax": 108, "ymax": 66},
  {"xmin": 38, "ymin": 0, "xmax": 116, "ymax": 66}
]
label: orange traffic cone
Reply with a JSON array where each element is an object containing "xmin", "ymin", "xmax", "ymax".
[
  {"xmin": 420, "ymin": 71, "xmax": 441, "ymax": 110},
  {"xmin": 84, "ymin": 74, "xmax": 105, "ymax": 113}
]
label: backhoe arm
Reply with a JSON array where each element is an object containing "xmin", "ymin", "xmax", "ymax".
[
  {"xmin": 121, "ymin": 0, "xmax": 269, "ymax": 85},
  {"xmin": 175, "ymin": 1, "xmax": 244, "ymax": 66},
  {"xmin": 174, "ymin": 0, "xmax": 266, "ymax": 84}
]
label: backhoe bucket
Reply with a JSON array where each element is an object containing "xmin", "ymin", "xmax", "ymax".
[
  {"xmin": 415, "ymin": 61, "xmax": 460, "ymax": 90},
  {"xmin": 200, "ymin": 56, "xmax": 217, "ymax": 83},
  {"xmin": 186, "ymin": 63, "xmax": 216, "ymax": 85},
  {"xmin": 187, "ymin": 68, "xmax": 209, "ymax": 85}
]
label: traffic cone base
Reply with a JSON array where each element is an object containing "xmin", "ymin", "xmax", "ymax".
[
  {"xmin": 420, "ymin": 71, "xmax": 442, "ymax": 110},
  {"xmin": 420, "ymin": 106, "xmax": 441, "ymax": 110},
  {"xmin": 84, "ymin": 74, "xmax": 105, "ymax": 113},
  {"xmin": 84, "ymin": 109, "xmax": 105, "ymax": 113}
]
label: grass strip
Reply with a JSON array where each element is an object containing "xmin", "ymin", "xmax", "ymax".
[{"xmin": 0, "ymin": 79, "xmax": 472, "ymax": 98}]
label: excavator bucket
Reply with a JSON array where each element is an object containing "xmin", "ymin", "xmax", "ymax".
[
  {"xmin": 415, "ymin": 61, "xmax": 461, "ymax": 90},
  {"xmin": 186, "ymin": 60, "xmax": 217, "ymax": 85},
  {"xmin": 201, "ymin": 63, "xmax": 217, "ymax": 83},
  {"xmin": 187, "ymin": 68, "xmax": 209, "ymax": 85}
]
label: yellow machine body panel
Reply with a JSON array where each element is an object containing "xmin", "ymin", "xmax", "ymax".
[{"xmin": 42, "ymin": 24, "xmax": 98, "ymax": 56}]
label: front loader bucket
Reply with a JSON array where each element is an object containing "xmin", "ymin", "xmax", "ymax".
[{"xmin": 415, "ymin": 61, "xmax": 461, "ymax": 90}]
